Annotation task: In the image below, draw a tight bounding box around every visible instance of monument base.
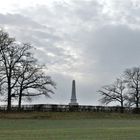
[69,102,79,106]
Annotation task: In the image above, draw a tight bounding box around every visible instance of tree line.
[98,67,140,113]
[0,30,56,111]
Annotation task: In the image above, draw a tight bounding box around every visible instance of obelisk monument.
[69,80,78,105]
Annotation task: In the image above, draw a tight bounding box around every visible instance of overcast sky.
[0,0,140,105]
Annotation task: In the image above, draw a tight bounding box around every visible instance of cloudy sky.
[0,0,140,105]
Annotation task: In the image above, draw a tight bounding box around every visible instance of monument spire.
[69,80,78,105]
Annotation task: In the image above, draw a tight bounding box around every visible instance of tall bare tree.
[124,67,140,109]
[0,37,32,110]
[98,78,128,112]
[0,30,55,111]
[14,55,56,109]
[0,30,19,111]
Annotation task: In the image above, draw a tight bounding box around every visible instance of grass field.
[0,112,140,140]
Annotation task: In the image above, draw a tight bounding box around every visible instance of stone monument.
[69,80,78,105]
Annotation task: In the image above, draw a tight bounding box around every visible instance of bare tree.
[14,56,56,109]
[0,30,14,94]
[124,67,140,109]
[0,38,32,111]
[0,30,19,111]
[98,78,128,113]
[0,30,55,111]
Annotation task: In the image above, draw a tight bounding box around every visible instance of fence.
[0,104,137,113]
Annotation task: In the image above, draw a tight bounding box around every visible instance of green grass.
[0,112,140,140]
[0,119,140,140]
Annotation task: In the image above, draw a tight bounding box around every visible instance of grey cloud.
[91,25,140,67]
[71,0,103,21]
[75,25,140,86]
[0,13,45,29]
[0,13,71,66]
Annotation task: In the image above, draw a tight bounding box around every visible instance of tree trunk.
[7,70,12,111]
[134,94,139,113]
[18,87,23,110]
[136,90,139,109]
[7,86,11,111]
[18,94,22,110]
[120,101,124,113]
[136,97,139,108]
